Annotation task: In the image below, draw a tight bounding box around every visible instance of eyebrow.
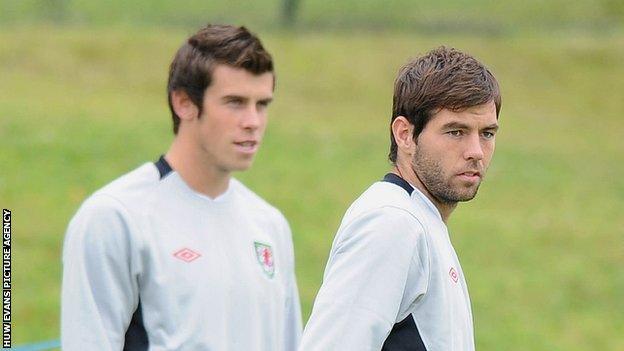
[221,95,273,104]
[222,95,247,102]
[483,123,499,131]
[442,121,499,131]
[441,121,470,130]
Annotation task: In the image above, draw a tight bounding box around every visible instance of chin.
[457,189,480,202]
[230,161,254,172]
[439,185,480,203]
[457,194,477,202]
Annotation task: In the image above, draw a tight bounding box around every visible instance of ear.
[171,90,199,122]
[392,116,416,156]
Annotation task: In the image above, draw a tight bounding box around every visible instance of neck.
[165,136,230,199]
[394,160,456,223]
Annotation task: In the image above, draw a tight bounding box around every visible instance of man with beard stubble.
[299,47,501,351]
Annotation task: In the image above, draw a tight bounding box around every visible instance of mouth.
[457,170,482,182]
[233,140,259,154]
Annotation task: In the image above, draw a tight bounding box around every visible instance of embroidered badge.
[173,248,201,262]
[254,241,275,278]
[449,267,459,283]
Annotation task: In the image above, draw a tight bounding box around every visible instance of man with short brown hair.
[300,47,501,351]
[61,24,302,351]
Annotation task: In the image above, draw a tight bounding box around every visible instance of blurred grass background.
[1,0,623,350]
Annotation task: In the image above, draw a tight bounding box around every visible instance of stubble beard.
[411,147,482,204]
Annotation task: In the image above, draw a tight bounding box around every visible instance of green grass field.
[1,20,623,350]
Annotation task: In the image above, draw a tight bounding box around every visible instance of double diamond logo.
[173,248,201,262]
[449,267,459,283]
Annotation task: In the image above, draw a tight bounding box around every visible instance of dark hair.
[167,24,274,134]
[389,46,501,163]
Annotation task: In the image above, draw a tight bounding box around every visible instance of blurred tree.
[281,0,300,27]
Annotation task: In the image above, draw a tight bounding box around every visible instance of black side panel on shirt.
[382,314,427,351]
[155,155,173,179]
[123,301,149,351]
[383,173,414,195]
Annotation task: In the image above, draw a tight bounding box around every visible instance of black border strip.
[154,155,173,179]
[383,173,414,195]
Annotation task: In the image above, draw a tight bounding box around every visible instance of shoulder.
[338,205,425,246]
[332,182,430,253]
[351,182,419,212]
[64,163,162,260]
[66,162,160,237]
[342,181,427,232]
[92,162,162,207]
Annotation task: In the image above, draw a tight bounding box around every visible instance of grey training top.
[62,157,302,351]
[300,174,474,351]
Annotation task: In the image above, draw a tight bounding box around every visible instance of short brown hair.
[167,24,274,134]
[389,46,501,163]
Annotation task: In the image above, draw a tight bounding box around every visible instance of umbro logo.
[173,248,201,262]
[449,267,459,283]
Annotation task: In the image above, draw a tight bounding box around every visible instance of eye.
[257,100,271,110]
[226,98,244,107]
[447,130,463,137]
[482,131,496,139]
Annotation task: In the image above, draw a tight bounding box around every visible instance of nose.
[241,107,262,131]
[464,134,484,161]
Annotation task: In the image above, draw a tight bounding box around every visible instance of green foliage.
[1,25,623,350]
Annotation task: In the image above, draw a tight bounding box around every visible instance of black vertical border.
[2,209,11,349]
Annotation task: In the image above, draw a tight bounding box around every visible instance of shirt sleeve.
[278,213,303,351]
[61,194,141,351]
[299,206,428,351]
